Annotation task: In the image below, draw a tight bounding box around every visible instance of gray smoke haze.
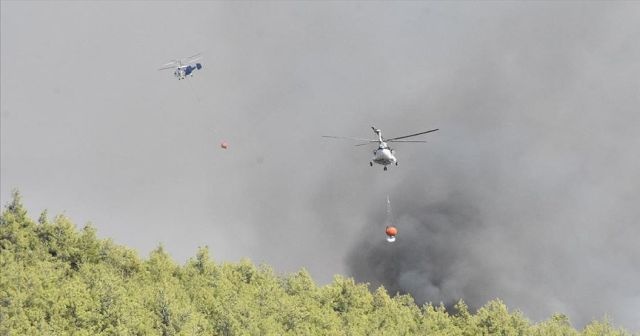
[345,3,640,328]
[2,1,639,330]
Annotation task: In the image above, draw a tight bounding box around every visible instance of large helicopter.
[158,53,203,80]
[322,126,439,170]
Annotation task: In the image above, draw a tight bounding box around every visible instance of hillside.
[0,193,632,336]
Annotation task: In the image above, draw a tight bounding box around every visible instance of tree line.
[0,192,633,335]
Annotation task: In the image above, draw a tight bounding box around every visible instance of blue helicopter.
[158,53,203,80]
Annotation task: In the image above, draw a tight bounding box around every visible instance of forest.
[0,192,634,336]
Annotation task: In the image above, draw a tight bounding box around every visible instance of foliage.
[0,193,635,335]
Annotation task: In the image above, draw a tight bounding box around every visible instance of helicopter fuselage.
[372,144,397,166]
[173,63,203,80]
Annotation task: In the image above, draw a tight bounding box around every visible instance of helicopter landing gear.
[384,166,388,171]
[370,162,373,167]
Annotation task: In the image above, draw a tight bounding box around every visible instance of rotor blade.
[387,140,429,143]
[355,142,378,146]
[182,53,203,63]
[322,135,377,142]
[158,61,178,70]
[159,54,202,69]
[386,128,439,141]
[184,57,203,64]
[184,53,202,59]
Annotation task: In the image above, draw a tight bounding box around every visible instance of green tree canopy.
[0,193,635,336]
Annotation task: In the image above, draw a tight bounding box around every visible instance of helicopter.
[322,126,439,171]
[158,53,203,80]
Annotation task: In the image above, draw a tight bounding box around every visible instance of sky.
[2,1,639,330]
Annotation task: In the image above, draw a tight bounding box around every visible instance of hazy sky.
[2,1,639,330]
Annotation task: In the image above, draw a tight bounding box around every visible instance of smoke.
[345,3,640,329]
